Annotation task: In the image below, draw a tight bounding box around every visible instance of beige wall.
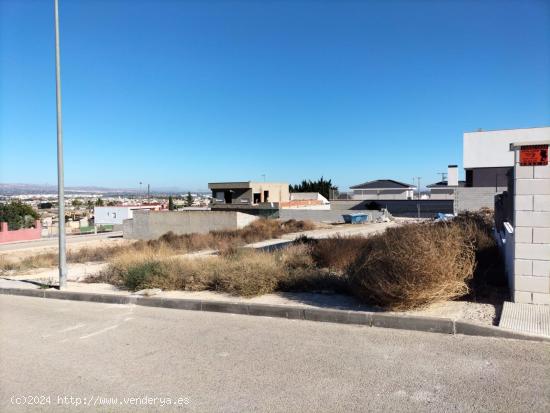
[249,183,289,203]
[209,182,289,204]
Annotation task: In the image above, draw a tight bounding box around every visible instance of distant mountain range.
[0,183,207,196]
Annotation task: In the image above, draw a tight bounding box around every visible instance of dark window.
[253,193,261,203]
[263,190,269,202]
[224,190,232,204]
[465,170,473,187]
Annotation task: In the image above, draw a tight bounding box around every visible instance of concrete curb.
[1,287,549,343]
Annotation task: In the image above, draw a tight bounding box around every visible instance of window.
[466,170,473,187]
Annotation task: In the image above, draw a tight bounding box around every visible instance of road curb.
[372,313,454,334]
[1,287,549,342]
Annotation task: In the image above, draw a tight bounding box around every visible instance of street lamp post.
[54,0,67,289]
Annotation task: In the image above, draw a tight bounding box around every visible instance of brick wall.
[512,148,550,305]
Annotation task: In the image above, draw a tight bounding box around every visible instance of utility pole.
[147,184,150,201]
[437,172,447,182]
[54,0,67,289]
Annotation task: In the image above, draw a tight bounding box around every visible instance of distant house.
[427,165,465,200]
[94,204,162,225]
[208,181,330,216]
[349,179,415,200]
[208,182,290,206]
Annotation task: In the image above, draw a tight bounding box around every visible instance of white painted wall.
[94,206,159,225]
[447,165,458,186]
[463,127,550,169]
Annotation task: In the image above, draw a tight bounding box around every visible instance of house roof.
[350,179,414,189]
[427,180,467,188]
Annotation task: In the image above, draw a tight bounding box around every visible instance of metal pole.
[54,0,67,289]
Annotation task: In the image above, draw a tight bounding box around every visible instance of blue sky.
[1,0,549,191]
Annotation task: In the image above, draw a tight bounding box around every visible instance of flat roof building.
[463,126,550,187]
[208,181,289,206]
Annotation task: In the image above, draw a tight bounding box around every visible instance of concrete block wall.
[124,210,258,240]
[512,150,550,305]
[454,186,508,212]
[280,209,384,223]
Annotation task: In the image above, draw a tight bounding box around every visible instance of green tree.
[185,192,193,207]
[168,195,175,211]
[0,200,40,230]
[71,199,82,208]
[86,200,94,210]
[107,201,118,206]
[95,198,104,207]
[290,177,338,200]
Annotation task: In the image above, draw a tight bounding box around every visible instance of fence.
[0,220,42,243]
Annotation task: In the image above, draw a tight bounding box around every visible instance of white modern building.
[428,126,550,211]
[94,205,162,225]
[463,126,550,188]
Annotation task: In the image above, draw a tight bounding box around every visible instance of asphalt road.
[1,295,549,413]
[0,231,123,253]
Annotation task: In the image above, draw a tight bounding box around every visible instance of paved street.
[1,295,549,412]
[0,231,123,253]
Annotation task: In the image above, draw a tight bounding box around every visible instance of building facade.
[350,180,415,200]
[464,127,550,188]
[208,182,290,206]
[429,127,550,211]
[94,205,162,225]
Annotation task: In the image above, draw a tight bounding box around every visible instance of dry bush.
[277,244,348,293]
[452,210,506,299]
[212,250,285,296]
[348,222,476,310]
[299,236,372,273]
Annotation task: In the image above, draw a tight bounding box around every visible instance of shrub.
[298,236,371,273]
[348,222,475,310]
[0,200,39,230]
[453,210,506,299]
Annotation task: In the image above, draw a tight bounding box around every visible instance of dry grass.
[0,252,58,274]
[295,235,371,273]
[0,219,315,273]
[87,244,344,296]
[89,213,491,311]
[348,222,476,310]
[18,212,498,312]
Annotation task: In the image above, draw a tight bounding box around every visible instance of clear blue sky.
[1,0,549,191]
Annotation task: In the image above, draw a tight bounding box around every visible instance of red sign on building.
[519,145,548,166]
